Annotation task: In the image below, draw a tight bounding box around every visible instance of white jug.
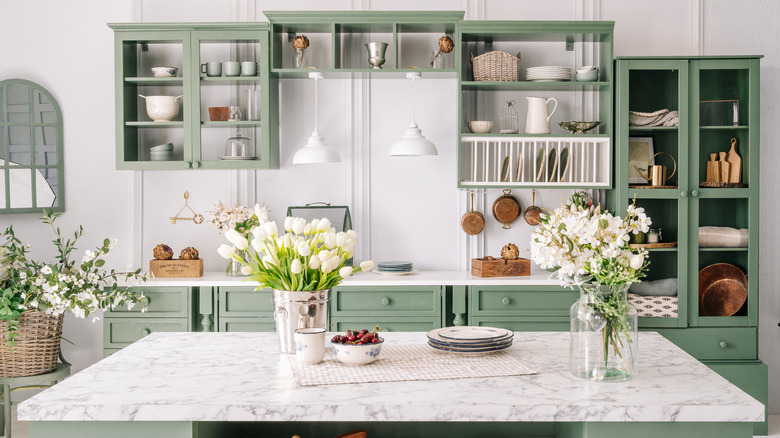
[525,96,558,134]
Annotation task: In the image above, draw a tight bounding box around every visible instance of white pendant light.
[389,72,438,156]
[293,72,340,164]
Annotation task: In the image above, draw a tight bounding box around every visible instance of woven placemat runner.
[289,344,537,386]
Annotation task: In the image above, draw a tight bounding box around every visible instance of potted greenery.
[0,210,147,377]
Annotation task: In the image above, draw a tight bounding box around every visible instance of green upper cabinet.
[265,11,463,77]
[109,23,278,170]
[612,56,761,329]
[456,21,614,189]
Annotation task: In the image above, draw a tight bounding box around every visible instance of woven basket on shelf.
[0,309,64,377]
[471,51,522,81]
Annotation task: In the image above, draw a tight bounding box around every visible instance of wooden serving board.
[471,257,530,277]
[699,181,748,188]
[150,259,204,277]
[629,241,677,249]
[629,185,678,189]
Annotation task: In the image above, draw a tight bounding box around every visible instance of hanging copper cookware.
[523,189,542,225]
[492,189,521,229]
[461,192,485,235]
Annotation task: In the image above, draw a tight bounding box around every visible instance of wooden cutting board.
[706,153,720,182]
[727,138,742,183]
[718,151,730,183]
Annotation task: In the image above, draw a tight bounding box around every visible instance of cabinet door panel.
[104,318,189,347]
[469,317,569,332]
[332,287,441,316]
[218,287,273,317]
[471,286,577,316]
[108,287,190,317]
[657,327,756,360]
[330,318,439,333]
[219,317,276,333]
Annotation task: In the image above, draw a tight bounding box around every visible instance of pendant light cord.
[313,75,319,133]
[410,74,416,124]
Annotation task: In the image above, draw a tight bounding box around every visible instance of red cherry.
[361,329,369,334]
[371,338,379,343]
[347,334,356,342]
[331,335,339,342]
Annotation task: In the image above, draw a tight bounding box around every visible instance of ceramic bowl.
[575,71,599,82]
[139,95,182,122]
[150,142,174,152]
[331,339,384,365]
[559,120,600,134]
[151,66,179,77]
[468,121,494,134]
[576,65,598,74]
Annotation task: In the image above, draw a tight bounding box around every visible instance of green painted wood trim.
[30,421,196,438]
[706,360,768,435]
[109,23,269,31]
[616,55,762,60]
[583,422,751,438]
[264,11,464,24]
[458,20,614,35]
[452,285,467,326]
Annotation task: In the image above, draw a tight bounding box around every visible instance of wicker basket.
[471,51,522,81]
[0,309,64,377]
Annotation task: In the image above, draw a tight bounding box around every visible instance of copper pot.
[523,189,542,225]
[698,263,747,316]
[492,189,520,229]
[461,192,484,235]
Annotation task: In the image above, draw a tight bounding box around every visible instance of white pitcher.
[525,96,558,134]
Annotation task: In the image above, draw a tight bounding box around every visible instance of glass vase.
[225,250,247,276]
[293,48,308,69]
[570,282,638,381]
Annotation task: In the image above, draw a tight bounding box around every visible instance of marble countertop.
[19,331,763,423]
[141,270,560,287]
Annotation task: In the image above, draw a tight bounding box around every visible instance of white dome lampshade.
[292,72,340,164]
[389,72,438,156]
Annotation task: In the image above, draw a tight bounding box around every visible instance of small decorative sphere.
[153,244,174,260]
[438,36,454,53]
[293,35,310,49]
[180,247,199,260]
[501,243,520,260]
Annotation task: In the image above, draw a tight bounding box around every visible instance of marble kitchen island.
[19,332,763,438]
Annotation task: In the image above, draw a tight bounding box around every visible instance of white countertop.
[142,269,560,287]
[18,331,763,423]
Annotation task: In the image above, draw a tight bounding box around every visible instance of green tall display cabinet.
[612,56,765,434]
[109,23,279,170]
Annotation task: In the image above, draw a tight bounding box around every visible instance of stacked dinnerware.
[526,66,572,81]
[149,143,174,161]
[375,261,414,274]
[426,326,514,354]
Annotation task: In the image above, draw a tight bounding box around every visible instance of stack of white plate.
[526,66,571,82]
[426,326,514,354]
[374,261,415,275]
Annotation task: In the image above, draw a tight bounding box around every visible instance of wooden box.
[471,257,530,277]
[150,259,203,278]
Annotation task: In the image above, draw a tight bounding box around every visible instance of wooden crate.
[150,259,203,278]
[471,257,530,277]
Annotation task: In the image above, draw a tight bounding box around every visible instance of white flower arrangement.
[218,216,373,291]
[208,201,269,235]
[530,191,652,287]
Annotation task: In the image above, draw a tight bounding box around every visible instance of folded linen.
[629,109,680,127]
[628,278,678,297]
[699,226,748,247]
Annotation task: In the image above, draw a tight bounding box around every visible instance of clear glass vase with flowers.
[208,201,269,275]
[530,191,652,381]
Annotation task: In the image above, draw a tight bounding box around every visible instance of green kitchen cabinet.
[467,285,577,331]
[613,56,764,434]
[109,23,278,170]
[265,11,463,77]
[103,286,196,350]
[456,21,614,189]
[215,286,275,332]
[329,286,444,332]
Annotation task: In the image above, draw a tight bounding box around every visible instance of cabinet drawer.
[104,318,189,348]
[470,316,570,332]
[219,317,276,333]
[107,286,190,317]
[332,286,441,316]
[330,318,440,333]
[218,287,273,317]
[471,286,577,316]
[657,327,757,360]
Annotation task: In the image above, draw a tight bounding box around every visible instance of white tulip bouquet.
[218,217,373,291]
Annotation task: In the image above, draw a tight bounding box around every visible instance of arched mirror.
[0,78,64,213]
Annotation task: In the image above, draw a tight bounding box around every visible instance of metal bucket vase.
[273,289,329,354]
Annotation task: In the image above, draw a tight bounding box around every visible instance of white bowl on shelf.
[139,95,182,122]
[151,66,179,77]
[468,121,494,134]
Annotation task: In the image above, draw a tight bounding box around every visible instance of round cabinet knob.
[502,297,511,305]
[691,190,700,198]
[183,162,192,169]
[680,191,688,198]
[719,341,728,348]
[192,161,201,169]
[381,297,390,306]
[141,329,151,336]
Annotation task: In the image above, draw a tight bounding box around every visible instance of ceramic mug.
[201,61,222,77]
[294,328,326,365]
[241,61,258,76]
[224,61,241,77]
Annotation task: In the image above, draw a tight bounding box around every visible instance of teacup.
[224,61,240,77]
[294,328,326,365]
[241,61,258,76]
[201,61,222,77]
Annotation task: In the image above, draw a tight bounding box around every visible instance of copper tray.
[698,263,747,316]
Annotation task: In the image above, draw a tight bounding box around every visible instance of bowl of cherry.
[330,327,384,366]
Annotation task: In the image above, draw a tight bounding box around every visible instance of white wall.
[1,0,778,412]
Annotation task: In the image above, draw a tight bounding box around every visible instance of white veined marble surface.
[18,331,763,423]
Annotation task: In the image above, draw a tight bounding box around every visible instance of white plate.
[437,326,509,341]
[372,269,417,276]
[427,341,512,354]
[427,336,513,349]
[219,156,258,160]
[426,328,513,346]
